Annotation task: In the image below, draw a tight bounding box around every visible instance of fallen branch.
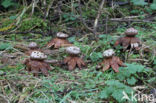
[14,44,29,51]
[0,30,47,35]
[93,0,105,32]
[44,60,61,64]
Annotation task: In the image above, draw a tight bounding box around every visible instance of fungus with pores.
[23,51,52,76]
[99,49,126,72]
[46,32,72,49]
[63,46,85,70]
[114,28,141,50]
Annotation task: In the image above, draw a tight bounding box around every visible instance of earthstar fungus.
[114,28,141,50]
[99,49,126,72]
[64,46,85,70]
[26,42,41,55]
[23,51,52,76]
[47,32,72,49]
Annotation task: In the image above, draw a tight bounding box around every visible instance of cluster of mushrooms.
[23,28,142,76]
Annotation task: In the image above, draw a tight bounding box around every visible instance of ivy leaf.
[127,77,137,85]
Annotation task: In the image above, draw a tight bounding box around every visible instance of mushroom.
[114,28,141,51]
[99,49,126,72]
[25,42,41,55]
[23,51,52,76]
[46,32,72,49]
[63,46,85,70]
[28,42,38,49]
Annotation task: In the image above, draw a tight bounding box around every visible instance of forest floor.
[0,1,156,103]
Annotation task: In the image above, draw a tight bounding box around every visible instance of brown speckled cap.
[125,28,138,36]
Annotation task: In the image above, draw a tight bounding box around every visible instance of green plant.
[150,0,156,10]
[0,43,12,51]
[1,0,17,8]
[130,0,156,10]
[90,52,103,62]
[130,0,148,6]
[99,63,153,102]
[99,80,133,102]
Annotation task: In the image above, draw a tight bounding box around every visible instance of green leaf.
[0,43,12,50]
[127,77,137,85]
[150,4,156,10]
[99,34,112,41]
[99,87,115,99]
[112,89,125,102]
[68,36,76,43]
[125,63,145,74]
[105,80,126,88]
[9,16,17,20]
[131,0,148,6]
[99,87,110,99]
[1,0,16,8]
[147,77,156,83]
[90,52,103,62]
[150,0,156,10]
[154,58,156,65]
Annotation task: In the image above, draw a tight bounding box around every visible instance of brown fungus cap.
[66,46,81,55]
[103,49,115,57]
[30,51,47,60]
[56,32,69,38]
[28,42,38,49]
[125,28,138,36]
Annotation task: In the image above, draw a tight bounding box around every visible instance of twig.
[105,15,108,34]
[93,0,105,32]
[128,59,149,62]
[45,0,54,18]
[44,60,61,64]
[14,44,29,51]
[108,18,153,22]
[78,0,95,34]
[0,30,46,35]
